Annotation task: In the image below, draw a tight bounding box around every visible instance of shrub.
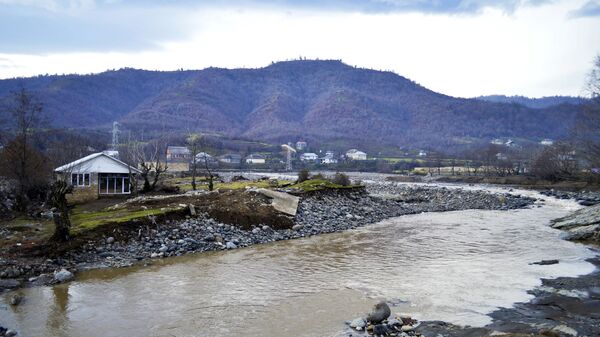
[297,169,310,183]
[331,172,351,186]
[311,173,325,180]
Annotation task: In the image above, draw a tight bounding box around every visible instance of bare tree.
[128,137,168,193]
[187,133,201,191]
[530,142,578,181]
[1,88,45,211]
[574,55,600,170]
[202,154,215,191]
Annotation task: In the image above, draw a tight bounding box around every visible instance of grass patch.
[70,206,179,231]
[288,179,357,192]
[165,178,292,191]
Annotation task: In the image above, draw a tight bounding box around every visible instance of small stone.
[159,245,168,253]
[401,325,414,332]
[252,228,260,234]
[552,325,578,336]
[106,237,115,244]
[531,259,559,266]
[53,269,74,283]
[226,242,237,249]
[9,295,23,306]
[177,239,185,244]
[292,224,303,231]
[150,253,158,258]
[6,329,18,337]
[262,225,270,231]
[350,317,367,329]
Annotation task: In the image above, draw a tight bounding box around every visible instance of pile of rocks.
[0,326,17,337]
[346,302,422,337]
[551,203,600,242]
[367,183,536,210]
[540,189,600,206]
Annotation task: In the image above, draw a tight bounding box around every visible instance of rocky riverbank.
[551,203,600,243]
[0,184,536,294]
[540,189,600,206]
[345,257,600,337]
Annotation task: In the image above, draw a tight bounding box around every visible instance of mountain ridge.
[0,60,583,151]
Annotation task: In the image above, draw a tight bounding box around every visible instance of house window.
[98,173,132,195]
[71,173,90,187]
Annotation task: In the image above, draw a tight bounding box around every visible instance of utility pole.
[281,143,296,171]
[112,121,120,150]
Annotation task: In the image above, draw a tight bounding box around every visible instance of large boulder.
[552,204,600,242]
[367,301,391,324]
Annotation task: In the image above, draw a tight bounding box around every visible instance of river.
[1,184,597,337]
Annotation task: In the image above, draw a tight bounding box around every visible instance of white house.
[418,150,427,157]
[496,152,508,161]
[54,152,141,202]
[491,139,504,145]
[194,152,213,162]
[296,141,307,151]
[218,153,242,164]
[346,149,367,160]
[166,146,191,172]
[321,151,338,164]
[300,152,318,162]
[245,154,266,164]
[540,139,554,146]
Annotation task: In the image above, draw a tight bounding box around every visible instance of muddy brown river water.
[1,186,597,337]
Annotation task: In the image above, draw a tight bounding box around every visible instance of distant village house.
[245,154,266,164]
[166,146,191,172]
[296,141,307,151]
[346,149,367,161]
[300,152,318,162]
[218,153,242,164]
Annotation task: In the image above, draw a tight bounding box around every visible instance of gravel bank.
[0,184,536,294]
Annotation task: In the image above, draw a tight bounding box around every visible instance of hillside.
[0,60,583,151]
[476,95,586,109]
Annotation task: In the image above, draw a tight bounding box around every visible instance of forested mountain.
[0,60,583,151]
[476,95,586,109]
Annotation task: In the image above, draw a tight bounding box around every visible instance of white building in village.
[54,152,141,202]
[300,152,318,162]
[346,149,367,160]
[245,154,266,164]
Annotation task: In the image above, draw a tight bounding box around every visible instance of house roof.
[346,149,366,155]
[247,154,266,159]
[55,152,142,174]
[167,146,190,154]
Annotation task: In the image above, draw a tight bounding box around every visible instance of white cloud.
[0,0,599,98]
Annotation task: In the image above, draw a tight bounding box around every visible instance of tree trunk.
[51,209,71,242]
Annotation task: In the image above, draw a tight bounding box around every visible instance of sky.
[0,0,599,98]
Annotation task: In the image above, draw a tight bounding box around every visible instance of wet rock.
[367,301,391,324]
[5,329,18,337]
[292,224,304,231]
[531,259,559,265]
[9,295,22,306]
[552,325,578,336]
[106,237,115,244]
[0,279,21,290]
[53,269,74,283]
[349,317,367,329]
[225,242,237,249]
